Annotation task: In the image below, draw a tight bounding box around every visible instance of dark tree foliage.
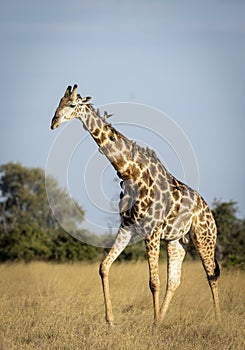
[0,163,102,262]
[0,162,85,233]
[212,200,245,269]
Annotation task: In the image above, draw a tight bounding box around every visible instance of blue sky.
[0,0,245,232]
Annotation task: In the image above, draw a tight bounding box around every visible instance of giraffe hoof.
[106,321,116,333]
[152,321,160,335]
[106,320,115,328]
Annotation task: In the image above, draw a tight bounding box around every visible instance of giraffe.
[50,84,221,326]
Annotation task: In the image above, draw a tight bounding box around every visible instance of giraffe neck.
[78,106,135,179]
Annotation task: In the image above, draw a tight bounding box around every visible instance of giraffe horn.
[64,85,72,97]
[71,84,78,99]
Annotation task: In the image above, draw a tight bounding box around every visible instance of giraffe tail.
[207,258,220,282]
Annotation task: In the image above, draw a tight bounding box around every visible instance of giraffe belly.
[159,208,194,241]
[160,217,193,241]
[159,188,198,241]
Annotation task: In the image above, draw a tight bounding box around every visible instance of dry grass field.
[0,261,244,350]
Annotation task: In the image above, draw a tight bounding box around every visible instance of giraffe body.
[51,85,221,326]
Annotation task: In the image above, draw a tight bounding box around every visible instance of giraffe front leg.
[145,233,160,324]
[99,226,132,326]
[158,239,186,323]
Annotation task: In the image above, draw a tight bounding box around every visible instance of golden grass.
[0,261,244,350]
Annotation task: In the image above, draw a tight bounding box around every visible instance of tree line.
[0,163,244,268]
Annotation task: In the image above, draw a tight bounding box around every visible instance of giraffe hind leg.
[190,224,221,321]
[208,258,220,281]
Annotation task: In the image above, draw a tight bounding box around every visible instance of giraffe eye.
[70,104,76,108]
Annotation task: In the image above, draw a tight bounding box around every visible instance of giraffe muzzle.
[51,117,60,130]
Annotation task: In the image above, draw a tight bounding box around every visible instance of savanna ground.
[0,261,244,350]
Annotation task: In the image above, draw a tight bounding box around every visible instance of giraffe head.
[51,84,93,129]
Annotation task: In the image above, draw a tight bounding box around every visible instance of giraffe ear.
[64,85,72,97]
[81,96,93,104]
